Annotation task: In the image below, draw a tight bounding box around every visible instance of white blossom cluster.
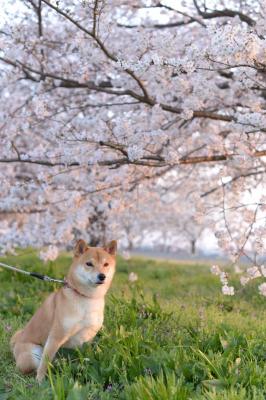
[207,23,263,64]
[211,266,234,296]
[128,272,138,283]
[211,264,266,297]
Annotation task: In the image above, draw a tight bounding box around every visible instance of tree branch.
[118,1,254,29]
[0,56,235,122]
[0,150,265,169]
[201,169,266,197]
[192,0,255,26]
[40,0,151,99]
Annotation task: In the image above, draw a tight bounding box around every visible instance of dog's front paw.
[36,369,46,384]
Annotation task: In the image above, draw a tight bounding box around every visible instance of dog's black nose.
[98,273,106,281]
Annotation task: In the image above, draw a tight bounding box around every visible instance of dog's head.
[67,239,117,296]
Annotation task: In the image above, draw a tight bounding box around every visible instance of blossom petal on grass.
[128,272,138,282]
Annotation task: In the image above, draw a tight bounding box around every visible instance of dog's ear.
[104,240,117,256]
[74,239,88,257]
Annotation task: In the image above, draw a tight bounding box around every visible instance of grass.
[0,251,266,399]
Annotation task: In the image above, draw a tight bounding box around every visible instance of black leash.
[0,261,65,284]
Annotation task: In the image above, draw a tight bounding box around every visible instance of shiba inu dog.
[10,239,117,382]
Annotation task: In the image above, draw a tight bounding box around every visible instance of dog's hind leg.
[10,329,23,351]
[13,342,43,375]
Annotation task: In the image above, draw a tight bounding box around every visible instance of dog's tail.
[10,329,23,351]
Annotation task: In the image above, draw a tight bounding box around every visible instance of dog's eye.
[104,262,109,267]
[86,262,93,267]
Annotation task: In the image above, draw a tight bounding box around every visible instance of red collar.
[63,279,89,298]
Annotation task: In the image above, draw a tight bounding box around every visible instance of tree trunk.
[191,239,196,255]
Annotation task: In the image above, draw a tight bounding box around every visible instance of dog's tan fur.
[10,239,117,382]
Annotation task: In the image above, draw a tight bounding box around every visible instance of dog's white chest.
[63,304,103,330]
[62,296,105,348]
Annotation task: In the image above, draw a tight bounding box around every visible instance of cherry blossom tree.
[116,176,207,254]
[0,0,265,291]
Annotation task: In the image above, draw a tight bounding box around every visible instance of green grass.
[0,251,266,399]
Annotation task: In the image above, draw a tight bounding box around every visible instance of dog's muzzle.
[96,273,106,284]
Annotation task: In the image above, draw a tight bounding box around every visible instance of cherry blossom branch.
[192,0,255,26]
[221,178,234,242]
[118,17,204,29]
[0,208,47,215]
[206,57,266,72]
[201,169,266,197]
[92,0,99,36]
[1,149,265,168]
[40,0,151,100]
[0,56,235,122]
[234,204,260,264]
[37,0,43,37]
[121,1,255,28]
